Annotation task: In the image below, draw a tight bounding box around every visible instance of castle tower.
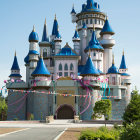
[39,18,51,69]
[28,26,39,84]
[72,26,80,55]
[54,27,62,55]
[84,25,104,71]
[100,18,115,73]
[9,51,22,80]
[71,4,77,23]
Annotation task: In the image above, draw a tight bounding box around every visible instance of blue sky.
[0,0,140,92]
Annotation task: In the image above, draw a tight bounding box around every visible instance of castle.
[6,0,131,120]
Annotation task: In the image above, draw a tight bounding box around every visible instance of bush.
[30,114,34,120]
[120,123,140,140]
[79,127,120,140]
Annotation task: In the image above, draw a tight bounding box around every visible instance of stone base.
[74,115,80,123]
[46,116,54,123]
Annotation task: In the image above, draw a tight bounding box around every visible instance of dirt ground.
[58,128,98,140]
[0,128,24,135]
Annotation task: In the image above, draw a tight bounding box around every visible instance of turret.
[100,17,115,73]
[50,14,59,41]
[28,26,39,84]
[73,26,80,55]
[71,4,77,23]
[84,25,104,72]
[9,51,22,80]
[54,26,62,55]
[80,50,100,80]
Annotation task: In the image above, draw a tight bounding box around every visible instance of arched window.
[43,49,47,58]
[95,19,97,24]
[94,52,96,56]
[59,63,62,71]
[90,19,92,24]
[70,63,74,71]
[64,64,68,71]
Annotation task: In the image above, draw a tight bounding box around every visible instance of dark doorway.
[57,105,74,119]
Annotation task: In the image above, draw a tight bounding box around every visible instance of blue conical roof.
[71,6,76,14]
[55,30,61,39]
[120,53,127,69]
[107,64,119,74]
[80,56,100,76]
[32,57,50,76]
[82,0,100,12]
[11,54,20,70]
[82,23,87,29]
[100,19,115,35]
[42,19,49,42]
[29,26,39,42]
[73,29,80,39]
[52,16,58,36]
[85,29,104,51]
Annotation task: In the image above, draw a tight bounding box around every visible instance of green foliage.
[13,118,19,121]
[41,112,43,120]
[123,90,140,125]
[30,114,34,120]
[0,98,8,121]
[93,99,112,120]
[120,123,140,140]
[79,127,120,140]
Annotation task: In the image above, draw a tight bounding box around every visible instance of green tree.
[123,88,140,125]
[0,98,8,121]
[93,99,112,127]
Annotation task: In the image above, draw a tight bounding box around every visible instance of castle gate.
[56,104,75,119]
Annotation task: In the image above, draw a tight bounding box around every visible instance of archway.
[56,104,75,119]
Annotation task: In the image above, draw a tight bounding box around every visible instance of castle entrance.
[56,104,75,119]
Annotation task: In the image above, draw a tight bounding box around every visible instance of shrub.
[79,127,120,140]
[120,123,140,140]
[30,114,34,120]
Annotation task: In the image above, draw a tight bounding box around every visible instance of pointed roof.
[80,53,100,76]
[71,4,76,14]
[42,18,49,42]
[52,14,58,36]
[100,18,115,35]
[73,27,80,39]
[107,55,119,74]
[29,26,39,42]
[119,51,127,69]
[85,26,104,52]
[82,23,87,29]
[56,43,77,56]
[32,56,50,76]
[11,52,20,70]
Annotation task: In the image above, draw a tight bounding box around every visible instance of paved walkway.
[0,128,65,140]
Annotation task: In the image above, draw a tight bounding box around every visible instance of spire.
[85,26,104,52]
[82,23,87,29]
[33,25,35,32]
[71,4,76,14]
[100,18,115,35]
[119,50,127,69]
[80,54,100,76]
[73,26,80,39]
[11,52,20,70]
[42,18,49,42]
[52,14,59,36]
[112,53,115,64]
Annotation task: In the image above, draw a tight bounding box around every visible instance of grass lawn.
[0,128,25,135]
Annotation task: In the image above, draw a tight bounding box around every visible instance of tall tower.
[100,18,115,73]
[72,26,80,55]
[28,26,39,84]
[9,51,22,80]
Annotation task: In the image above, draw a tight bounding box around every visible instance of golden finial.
[93,24,95,31]
[55,14,57,20]
[106,15,108,20]
[89,48,91,57]
[73,3,74,9]
[123,49,124,55]
[76,25,78,31]
[33,25,35,32]
[112,54,115,64]
[57,25,59,31]
[45,17,46,25]
[15,50,16,56]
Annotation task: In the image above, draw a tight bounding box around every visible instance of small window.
[101,53,102,57]
[95,19,97,24]
[94,52,96,56]
[70,63,74,71]
[59,64,62,71]
[86,19,88,24]
[64,64,68,71]
[112,77,115,85]
[64,72,68,77]
[70,72,74,77]
[59,72,62,76]
[43,49,47,58]
[90,19,92,24]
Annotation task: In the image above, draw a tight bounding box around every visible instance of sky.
[0,0,140,92]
